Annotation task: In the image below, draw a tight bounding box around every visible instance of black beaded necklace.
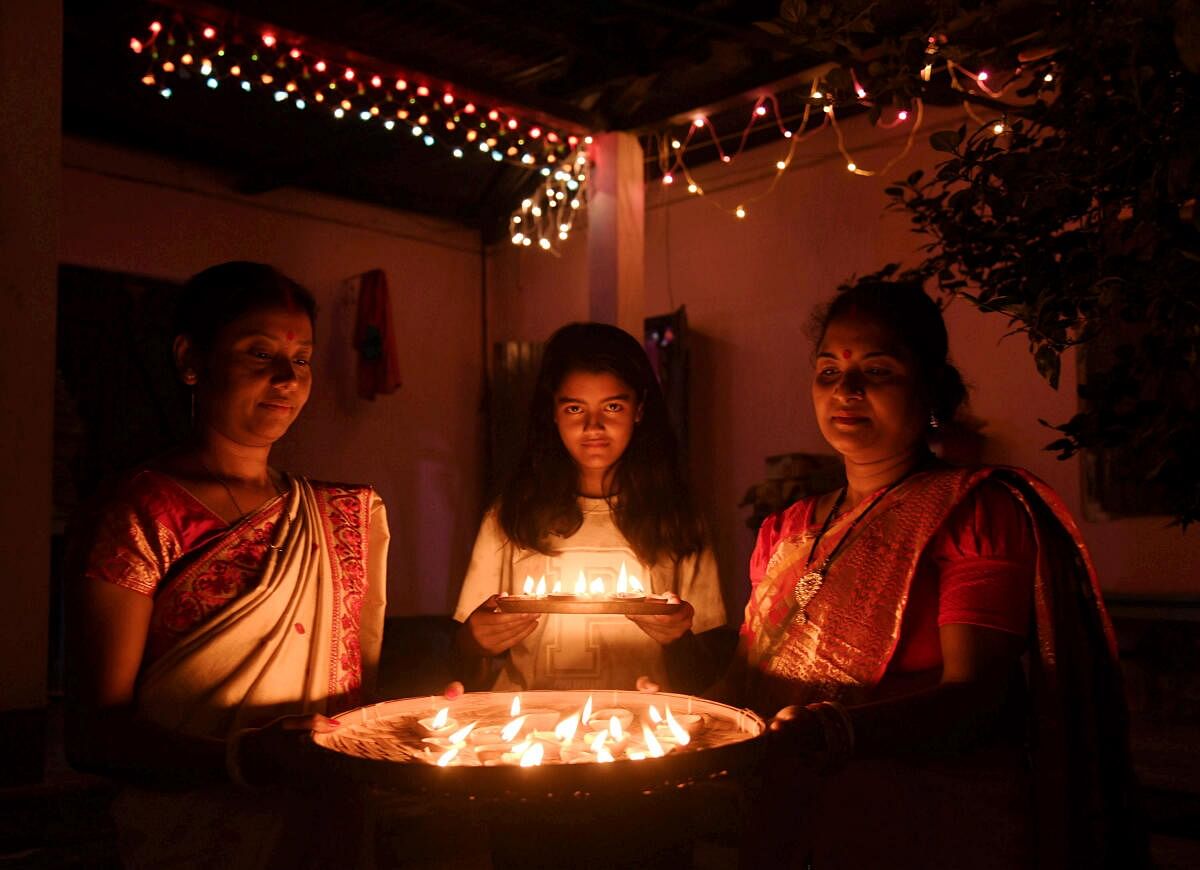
[793,463,924,623]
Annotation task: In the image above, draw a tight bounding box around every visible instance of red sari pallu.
[742,465,1144,868]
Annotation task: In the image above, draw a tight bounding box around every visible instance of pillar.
[586,132,645,335]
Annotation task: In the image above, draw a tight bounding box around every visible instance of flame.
[437,745,460,767]
[551,580,562,594]
[630,574,645,594]
[590,578,605,595]
[617,561,628,593]
[510,737,532,755]
[522,576,535,595]
[575,571,587,595]
[554,713,580,742]
[596,746,615,763]
[500,715,527,743]
[627,750,646,761]
[665,707,691,746]
[590,731,609,754]
[510,695,521,717]
[642,724,665,758]
[609,715,624,741]
[448,721,477,744]
[431,707,449,729]
[582,695,593,724]
[648,705,663,724]
[535,576,547,597]
[519,743,545,767]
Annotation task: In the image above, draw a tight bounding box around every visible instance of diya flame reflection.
[428,694,695,768]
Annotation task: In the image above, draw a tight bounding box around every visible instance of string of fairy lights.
[129,14,583,171]
[129,13,1041,254]
[508,148,592,251]
[647,37,1037,225]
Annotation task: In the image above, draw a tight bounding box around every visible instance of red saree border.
[311,483,373,709]
[146,495,285,664]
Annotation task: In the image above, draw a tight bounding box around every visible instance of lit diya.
[309,690,765,797]
[495,562,682,615]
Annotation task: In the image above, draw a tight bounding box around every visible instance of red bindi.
[841,349,852,359]
[286,330,295,341]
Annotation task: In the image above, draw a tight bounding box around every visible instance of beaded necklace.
[793,465,922,623]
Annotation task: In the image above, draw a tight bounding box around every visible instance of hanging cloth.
[352,268,403,399]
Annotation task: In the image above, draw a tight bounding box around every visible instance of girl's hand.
[459,595,540,657]
[635,675,660,693]
[626,595,694,645]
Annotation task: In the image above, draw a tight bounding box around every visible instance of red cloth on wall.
[353,269,402,399]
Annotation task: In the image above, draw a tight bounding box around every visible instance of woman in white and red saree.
[730,281,1144,869]
[67,263,387,869]
[81,468,386,739]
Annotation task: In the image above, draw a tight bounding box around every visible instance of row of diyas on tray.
[418,693,703,767]
[504,561,657,602]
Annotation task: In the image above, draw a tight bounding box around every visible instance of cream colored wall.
[487,106,1200,615]
[486,236,589,343]
[61,138,485,614]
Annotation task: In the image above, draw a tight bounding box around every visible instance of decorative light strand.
[645,44,1050,223]
[829,98,926,177]
[508,145,592,253]
[660,98,832,220]
[130,13,582,171]
[944,59,1023,128]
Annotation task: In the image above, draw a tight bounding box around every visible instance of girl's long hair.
[497,322,705,565]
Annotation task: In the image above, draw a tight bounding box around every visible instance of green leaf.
[930,130,961,153]
[755,20,789,36]
[1035,345,1062,389]
[778,0,807,24]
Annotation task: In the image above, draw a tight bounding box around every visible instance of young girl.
[453,322,725,692]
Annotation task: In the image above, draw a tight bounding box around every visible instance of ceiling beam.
[617,53,832,131]
[613,0,799,55]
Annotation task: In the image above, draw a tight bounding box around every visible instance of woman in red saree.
[66,262,388,868]
[730,282,1144,868]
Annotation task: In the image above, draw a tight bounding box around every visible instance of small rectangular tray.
[495,597,682,615]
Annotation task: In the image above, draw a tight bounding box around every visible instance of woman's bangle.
[804,700,856,769]
[224,727,258,790]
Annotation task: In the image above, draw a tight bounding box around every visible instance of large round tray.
[305,690,765,800]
